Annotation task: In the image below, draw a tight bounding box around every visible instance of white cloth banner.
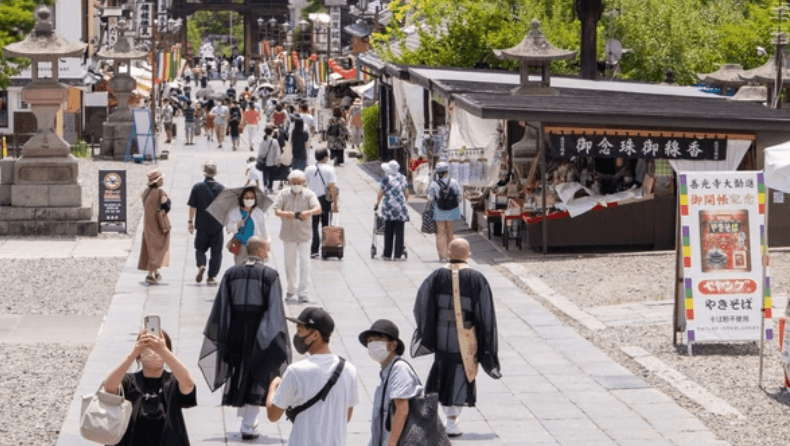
[447,107,501,187]
[391,78,424,138]
[678,170,770,343]
[764,140,790,193]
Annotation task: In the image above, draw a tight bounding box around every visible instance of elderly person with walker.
[374,160,409,260]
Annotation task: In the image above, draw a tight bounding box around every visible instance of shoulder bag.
[227,209,253,255]
[381,358,451,446]
[256,139,273,171]
[285,357,346,423]
[144,188,171,233]
[79,383,133,445]
[420,200,436,234]
[315,165,339,202]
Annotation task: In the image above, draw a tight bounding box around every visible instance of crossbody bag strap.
[451,264,478,383]
[285,357,346,422]
[379,357,422,433]
[316,164,326,187]
[235,208,254,238]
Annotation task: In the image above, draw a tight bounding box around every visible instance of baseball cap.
[286,307,335,338]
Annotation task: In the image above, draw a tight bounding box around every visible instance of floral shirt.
[380,174,410,222]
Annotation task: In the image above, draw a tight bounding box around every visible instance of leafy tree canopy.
[187,10,244,60]
[373,0,785,85]
[0,0,47,89]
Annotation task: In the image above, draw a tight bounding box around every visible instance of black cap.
[358,319,405,356]
[287,307,334,338]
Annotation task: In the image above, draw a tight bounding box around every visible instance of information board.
[98,170,127,233]
[679,171,771,344]
[127,108,156,162]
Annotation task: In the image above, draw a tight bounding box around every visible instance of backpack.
[327,120,342,137]
[434,179,458,211]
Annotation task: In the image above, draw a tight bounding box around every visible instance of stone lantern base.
[0,157,97,236]
[100,121,134,160]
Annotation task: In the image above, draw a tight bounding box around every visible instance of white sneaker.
[446,416,462,437]
[240,420,259,440]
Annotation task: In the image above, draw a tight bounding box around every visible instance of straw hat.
[353,97,362,105]
[147,169,164,185]
[203,160,217,177]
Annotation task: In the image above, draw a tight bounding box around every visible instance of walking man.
[273,170,321,303]
[210,99,229,149]
[304,149,338,258]
[411,238,501,437]
[162,98,174,143]
[184,101,196,145]
[266,307,359,446]
[198,236,292,440]
[187,160,225,285]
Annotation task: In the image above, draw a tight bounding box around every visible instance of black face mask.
[293,330,315,355]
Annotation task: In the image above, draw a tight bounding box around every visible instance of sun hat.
[353,97,362,105]
[387,160,400,174]
[358,319,405,356]
[381,162,393,176]
[147,169,164,185]
[286,307,335,339]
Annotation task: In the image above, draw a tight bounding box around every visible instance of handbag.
[79,383,133,445]
[256,140,272,171]
[227,208,253,255]
[381,358,451,446]
[421,200,436,234]
[451,264,479,383]
[315,165,339,202]
[145,188,171,233]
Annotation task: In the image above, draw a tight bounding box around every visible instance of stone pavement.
[54,109,729,445]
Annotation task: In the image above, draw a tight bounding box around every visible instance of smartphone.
[144,315,161,337]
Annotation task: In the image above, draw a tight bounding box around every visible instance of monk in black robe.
[198,236,291,439]
[412,238,501,437]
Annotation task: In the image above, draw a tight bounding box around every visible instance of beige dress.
[138,186,171,271]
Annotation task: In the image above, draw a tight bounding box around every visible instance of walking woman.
[289,116,309,171]
[427,162,462,262]
[138,169,171,284]
[257,126,281,194]
[326,107,350,166]
[103,329,196,446]
[374,160,409,260]
[226,186,269,264]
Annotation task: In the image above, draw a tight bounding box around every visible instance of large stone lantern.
[97,19,147,160]
[0,5,96,235]
[493,19,576,96]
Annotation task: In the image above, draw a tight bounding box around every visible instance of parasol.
[207,186,273,226]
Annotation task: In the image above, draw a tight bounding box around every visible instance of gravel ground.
[0,344,91,446]
[503,250,790,446]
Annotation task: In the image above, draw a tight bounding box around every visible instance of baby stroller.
[370,209,408,260]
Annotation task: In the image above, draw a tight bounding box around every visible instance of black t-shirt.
[187,178,225,233]
[133,376,166,445]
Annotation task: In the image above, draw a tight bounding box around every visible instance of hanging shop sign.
[546,127,727,160]
[678,171,771,344]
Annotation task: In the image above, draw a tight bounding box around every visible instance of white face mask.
[243,198,255,208]
[290,184,303,194]
[367,340,390,363]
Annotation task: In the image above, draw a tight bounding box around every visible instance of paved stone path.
[53,103,729,445]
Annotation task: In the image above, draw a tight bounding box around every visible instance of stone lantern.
[97,19,148,160]
[493,19,576,96]
[0,5,96,235]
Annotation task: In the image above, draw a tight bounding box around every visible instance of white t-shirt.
[247,161,262,181]
[211,105,228,125]
[305,163,336,198]
[272,354,359,446]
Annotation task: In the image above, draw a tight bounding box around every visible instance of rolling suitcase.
[321,213,344,260]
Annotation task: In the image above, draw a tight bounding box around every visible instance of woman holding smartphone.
[103,328,196,446]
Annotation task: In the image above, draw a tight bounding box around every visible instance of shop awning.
[350,80,375,99]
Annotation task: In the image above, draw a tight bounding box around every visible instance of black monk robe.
[411,262,501,407]
[198,257,291,406]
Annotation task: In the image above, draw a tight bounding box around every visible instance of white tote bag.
[80,383,133,444]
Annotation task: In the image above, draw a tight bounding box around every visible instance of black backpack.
[434,179,458,211]
[327,120,342,137]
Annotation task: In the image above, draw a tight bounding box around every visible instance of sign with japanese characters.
[678,171,771,343]
[549,133,726,160]
[98,170,127,232]
[329,6,342,56]
[136,2,153,39]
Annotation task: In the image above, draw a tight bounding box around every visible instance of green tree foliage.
[302,0,327,15]
[0,0,41,88]
[362,103,380,161]
[187,11,244,59]
[373,0,783,85]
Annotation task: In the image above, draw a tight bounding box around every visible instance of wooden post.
[575,0,603,80]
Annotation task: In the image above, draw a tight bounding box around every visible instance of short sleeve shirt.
[211,105,228,125]
[305,163,336,197]
[244,109,260,125]
[273,187,320,242]
[187,178,225,232]
[369,358,423,446]
[379,174,409,222]
[272,354,359,446]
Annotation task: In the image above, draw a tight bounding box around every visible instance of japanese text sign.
[549,133,726,160]
[678,171,771,343]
